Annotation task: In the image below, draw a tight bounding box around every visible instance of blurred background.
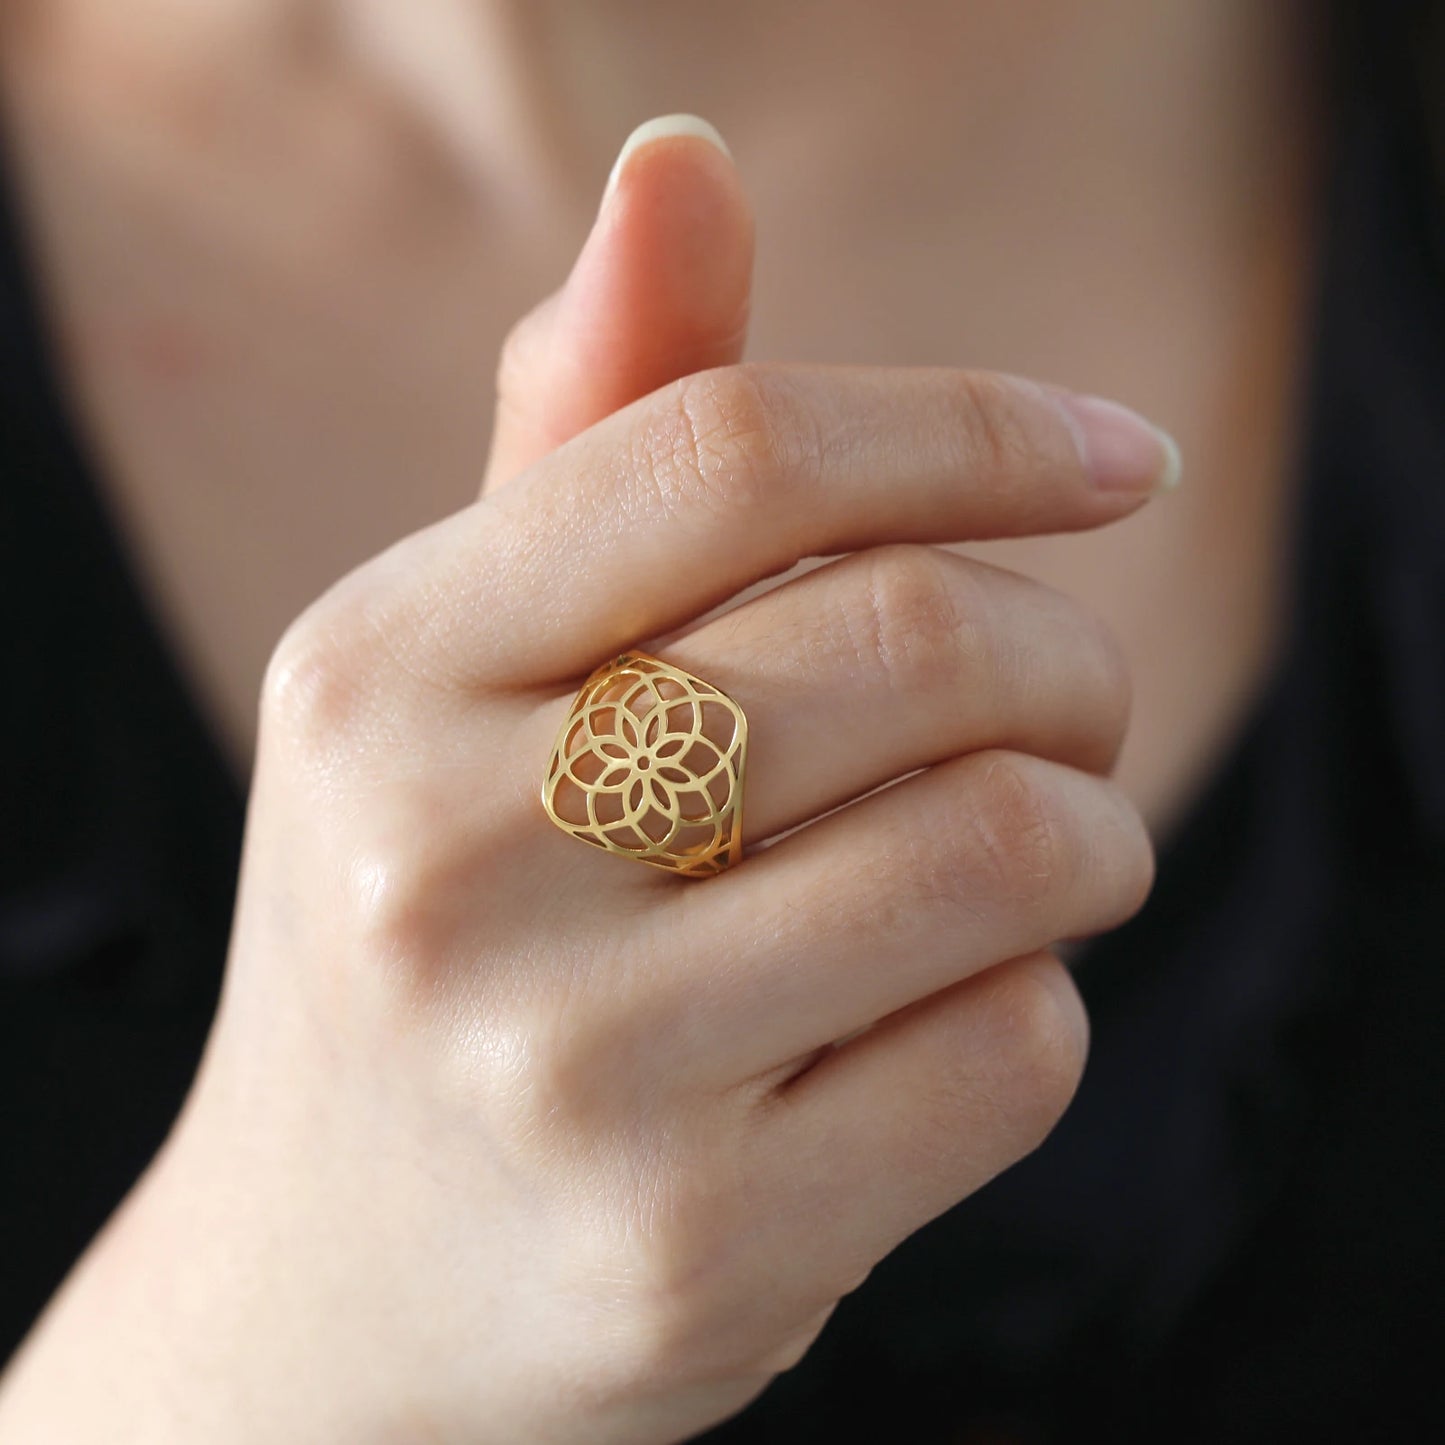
[2,4,1443,1442]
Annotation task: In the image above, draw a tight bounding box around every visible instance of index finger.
[383,362,1179,690]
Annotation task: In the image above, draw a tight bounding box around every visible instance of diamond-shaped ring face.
[541,652,747,876]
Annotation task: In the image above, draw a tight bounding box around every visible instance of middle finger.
[544,540,1131,849]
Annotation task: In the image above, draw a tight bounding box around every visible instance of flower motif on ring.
[541,653,747,875]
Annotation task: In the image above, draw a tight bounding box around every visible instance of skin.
[0,0,1316,831]
[0,2,1318,1439]
[0,320,1163,1445]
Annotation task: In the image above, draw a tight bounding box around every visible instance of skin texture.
[0,130,1165,1444]
[0,1,1320,1438]
[0,0,1315,836]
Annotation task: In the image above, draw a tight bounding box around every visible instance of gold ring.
[541,650,748,877]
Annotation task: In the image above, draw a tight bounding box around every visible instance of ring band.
[541,651,748,877]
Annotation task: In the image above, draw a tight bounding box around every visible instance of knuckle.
[952,370,1035,480]
[261,798,474,1046]
[635,364,812,522]
[846,546,984,696]
[990,958,1090,1147]
[961,751,1070,910]
[887,969,1084,1184]
[497,1011,613,1143]
[1095,783,1158,923]
[485,981,663,1154]
[260,604,376,756]
[334,783,518,998]
[340,820,452,973]
[260,578,456,769]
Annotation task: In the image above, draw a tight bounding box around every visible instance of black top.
[3,45,1444,1445]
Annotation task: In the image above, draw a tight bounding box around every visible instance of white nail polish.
[602,113,733,207]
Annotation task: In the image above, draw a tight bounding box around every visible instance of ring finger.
[531,540,1130,856]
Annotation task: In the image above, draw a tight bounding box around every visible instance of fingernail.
[601,113,733,211]
[1050,392,1182,495]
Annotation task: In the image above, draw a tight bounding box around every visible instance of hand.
[0,121,1167,1444]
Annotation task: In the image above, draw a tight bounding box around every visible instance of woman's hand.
[0,125,1170,1445]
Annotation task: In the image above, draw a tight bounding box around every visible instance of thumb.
[480,114,754,495]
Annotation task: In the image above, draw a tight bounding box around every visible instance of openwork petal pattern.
[541,651,748,876]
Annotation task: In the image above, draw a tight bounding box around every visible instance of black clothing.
[0,138,244,1351]
[3,44,1444,1445]
[703,74,1445,1443]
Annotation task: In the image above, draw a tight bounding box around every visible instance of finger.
[662,749,1152,1080]
[377,363,1178,692]
[649,542,1132,844]
[481,115,753,494]
[751,951,1087,1291]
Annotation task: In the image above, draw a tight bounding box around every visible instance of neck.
[512,2,1320,260]
[416,3,1321,400]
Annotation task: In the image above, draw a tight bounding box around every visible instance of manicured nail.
[1050,392,1182,494]
[601,113,733,210]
